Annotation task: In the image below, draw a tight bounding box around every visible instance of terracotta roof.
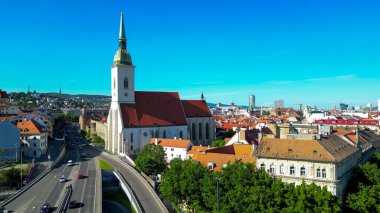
[181,100,212,117]
[188,144,256,172]
[120,91,187,127]
[257,136,359,162]
[150,138,191,149]
[17,120,43,135]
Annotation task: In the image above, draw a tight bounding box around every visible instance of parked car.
[40,203,50,213]
[59,175,66,183]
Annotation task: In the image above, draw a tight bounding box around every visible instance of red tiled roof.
[120,91,187,127]
[181,100,212,117]
[17,120,43,135]
[150,138,191,148]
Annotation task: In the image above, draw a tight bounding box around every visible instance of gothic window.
[155,130,159,138]
[192,123,196,140]
[163,130,166,138]
[124,77,128,89]
[205,123,209,139]
[151,130,154,138]
[300,167,306,176]
[130,133,133,143]
[179,131,183,139]
[199,123,202,139]
[113,78,116,89]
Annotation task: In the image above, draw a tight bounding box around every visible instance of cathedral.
[105,13,215,158]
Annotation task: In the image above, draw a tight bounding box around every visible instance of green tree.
[211,139,225,147]
[135,144,166,176]
[346,184,380,212]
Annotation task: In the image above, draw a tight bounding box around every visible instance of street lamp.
[215,177,222,211]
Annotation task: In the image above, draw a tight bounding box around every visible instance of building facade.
[256,136,361,196]
[17,120,48,158]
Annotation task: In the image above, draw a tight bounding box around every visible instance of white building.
[0,120,20,161]
[0,104,22,115]
[17,120,48,158]
[256,136,361,196]
[105,13,214,159]
[150,138,191,162]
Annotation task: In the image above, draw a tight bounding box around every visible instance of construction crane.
[293,103,303,112]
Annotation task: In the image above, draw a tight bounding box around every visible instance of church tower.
[111,12,135,103]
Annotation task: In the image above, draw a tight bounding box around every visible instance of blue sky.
[0,0,379,109]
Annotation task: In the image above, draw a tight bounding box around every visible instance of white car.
[59,175,66,183]
[67,160,73,166]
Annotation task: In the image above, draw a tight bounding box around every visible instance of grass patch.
[98,159,113,171]
[103,190,136,213]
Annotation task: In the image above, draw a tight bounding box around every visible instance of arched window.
[124,77,128,89]
[130,133,133,143]
[155,130,159,138]
[179,131,183,139]
[113,79,116,89]
[151,130,154,138]
[205,123,209,139]
[163,130,166,138]
[191,123,196,140]
[260,163,265,170]
[199,123,202,139]
[300,166,306,176]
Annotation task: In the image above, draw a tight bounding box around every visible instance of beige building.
[256,136,361,196]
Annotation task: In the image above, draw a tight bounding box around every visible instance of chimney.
[155,138,158,145]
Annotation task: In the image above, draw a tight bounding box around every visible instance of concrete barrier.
[57,184,73,213]
[113,170,143,213]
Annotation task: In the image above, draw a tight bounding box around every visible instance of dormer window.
[207,162,216,170]
[124,77,128,89]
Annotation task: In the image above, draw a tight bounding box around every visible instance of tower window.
[124,77,128,89]
[205,123,209,139]
[199,123,203,139]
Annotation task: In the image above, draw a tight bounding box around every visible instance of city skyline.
[1,0,380,108]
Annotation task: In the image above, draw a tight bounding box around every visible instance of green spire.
[113,12,133,66]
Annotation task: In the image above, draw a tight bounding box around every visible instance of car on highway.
[40,203,50,213]
[67,160,73,166]
[59,175,66,183]
[77,173,84,179]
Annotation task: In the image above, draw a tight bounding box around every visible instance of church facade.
[105,13,214,158]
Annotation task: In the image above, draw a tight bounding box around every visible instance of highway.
[98,152,167,213]
[4,123,98,213]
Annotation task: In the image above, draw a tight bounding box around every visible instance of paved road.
[4,123,98,213]
[98,152,167,213]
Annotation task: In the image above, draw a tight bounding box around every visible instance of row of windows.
[260,163,327,178]
[191,123,210,140]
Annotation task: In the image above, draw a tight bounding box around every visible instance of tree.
[211,139,225,147]
[160,159,209,212]
[135,144,166,176]
[346,184,380,212]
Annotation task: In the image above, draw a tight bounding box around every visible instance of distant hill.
[45,93,110,98]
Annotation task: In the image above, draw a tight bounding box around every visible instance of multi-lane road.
[5,123,98,213]
[5,121,167,213]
